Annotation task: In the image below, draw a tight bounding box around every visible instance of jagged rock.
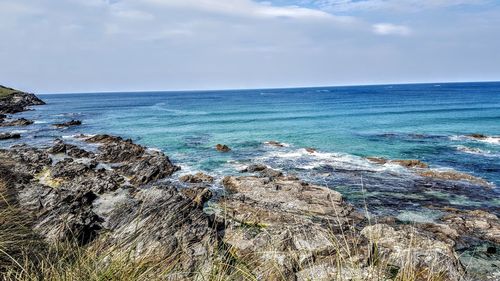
[418,170,492,187]
[179,172,214,184]
[85,134,180,185]
[468,133,487,139]
[53,120,82,128]
[0,132,20,140]
[215,144,231,152]
[264,140,286,147]
[438,209,500,245]
[214,174,364,280]
[48,139,93,158]
[0,88,45,114]
[305,147,317,153]
[366,157,428,168]
[97,185,218,277]
[0,145,52,175]
[86,134,145,162]
[0,118,34,127]
[361,224,464,280]
[241,164,283,178]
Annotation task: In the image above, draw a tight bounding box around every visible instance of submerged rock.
[418,170,492,187]
[366,157,429,168]
[215,144,231,152]
[179,172,214,184]
[264,140,286,147]
[0,132,21,140]
[0,118,34,127]
[53,119,82,128]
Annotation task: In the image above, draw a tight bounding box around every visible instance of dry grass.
[0,173,460,281]
[0,86,19,99]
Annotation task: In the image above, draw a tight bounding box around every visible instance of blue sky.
[1,0,499,93]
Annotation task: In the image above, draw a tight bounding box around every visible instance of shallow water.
[1,82,499,218]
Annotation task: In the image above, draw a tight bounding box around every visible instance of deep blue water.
[2,82,499,218]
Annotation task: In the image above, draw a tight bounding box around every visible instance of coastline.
[1,90,499,280]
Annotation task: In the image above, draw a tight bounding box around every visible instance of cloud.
[373,23,411,36]
[0,0,499,93]
[308,0,490,12]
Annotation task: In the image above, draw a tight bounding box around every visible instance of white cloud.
[0,0,499,93]
[373,23,411,36]
[311,0,489,12]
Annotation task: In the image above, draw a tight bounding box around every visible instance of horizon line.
[38,80,500,95]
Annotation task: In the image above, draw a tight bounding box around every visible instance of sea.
[1,81,499,220]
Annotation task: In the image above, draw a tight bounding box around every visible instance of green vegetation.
[0,86,20,99]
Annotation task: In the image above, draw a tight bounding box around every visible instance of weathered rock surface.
[85,134,180,185]
[418,170,492,187]
[180,172,215,184]
[53,119,82,128]
[264,140,286,147]
[0,86,45,114]
[0,132,21,140]
[0,136,220,277]
[0,118,34,127]
[215,144,231,152]
[367,157,429,168]
[212,166,465,280]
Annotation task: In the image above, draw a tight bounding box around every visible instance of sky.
[1,0,499,93]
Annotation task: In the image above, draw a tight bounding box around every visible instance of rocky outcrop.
[367,157,429,168]
[179,172,214,184]
[0,86,45,114]
[0,136,222,277]
[212,166,464,280]
[85,134,180,185]
[215,144,231,152]
[0,132,21,140]
[418,170,492,187]
[264,140,286,147]
[0,118,34,127]
[53,120,82,128]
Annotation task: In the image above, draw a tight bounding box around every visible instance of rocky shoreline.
[1,91,499,280]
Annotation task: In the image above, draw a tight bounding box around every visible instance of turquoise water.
[2,82,499,216]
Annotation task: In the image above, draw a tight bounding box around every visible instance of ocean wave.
[257,147,408,174]
[455,145,499,157]
[450,134,500,145]
[150,103,208,115]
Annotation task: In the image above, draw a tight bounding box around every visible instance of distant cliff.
[0,85,45,114]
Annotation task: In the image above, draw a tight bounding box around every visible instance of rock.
[214,174,363,280]
[264,140,286,147]
[418,170,492,187]
[241,164,283,178]
[391,159,429,168]
[468,133,487,139]
[179,172,214,184]
[0,118,34,127]
[366,157,388,164]
[438,209,500,245]
[85,134,180,185]
[366,158,429,168]
[53,120,82,128]
[0,132,21,140]
[215,144,231,152]
[305,147,317,153]
[361,224,464,280]
[0,88,45,114]
[97,185,218,277]
[48,139,93,158]
[86,134,145,162]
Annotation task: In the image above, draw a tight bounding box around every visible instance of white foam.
[455,145,499,157]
